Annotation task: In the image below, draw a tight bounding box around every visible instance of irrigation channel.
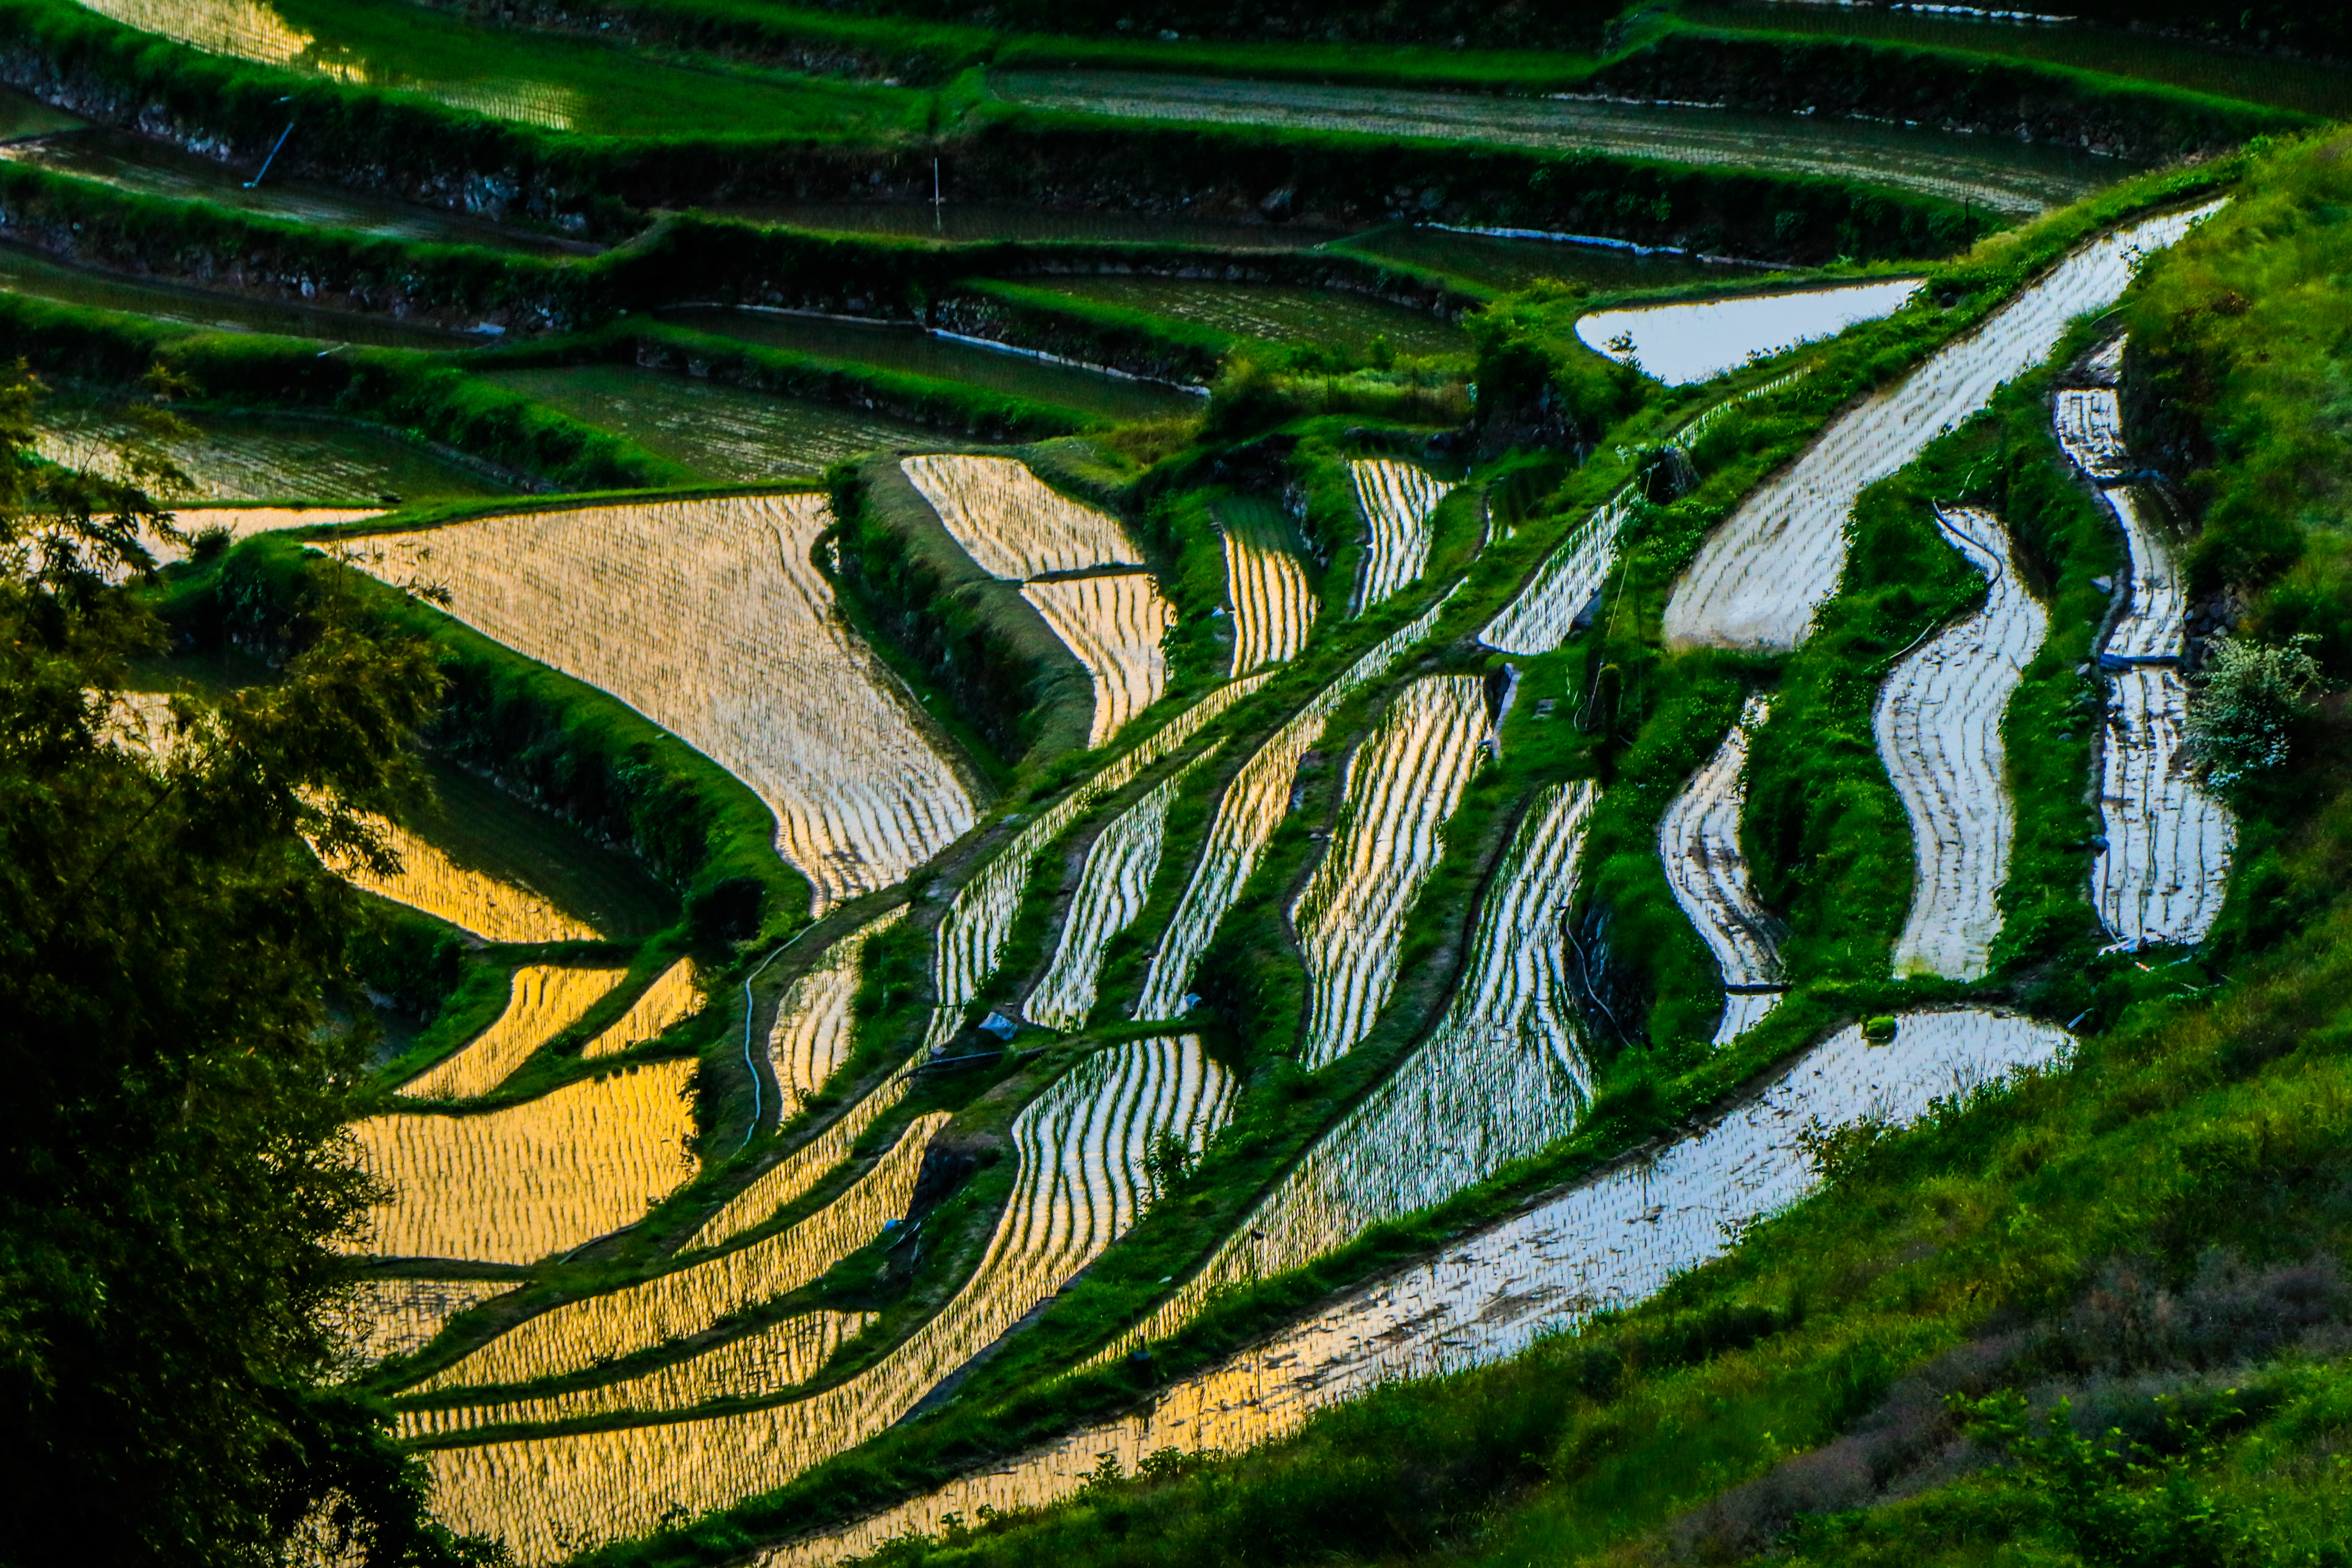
[989,72,2119,215]
[760,1009,2070,1566]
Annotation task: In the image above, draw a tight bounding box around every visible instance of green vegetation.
[0,367,476,1562]
[9,5,2348,1567]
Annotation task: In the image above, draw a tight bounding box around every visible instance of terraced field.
[1876,506,2047,981]
[421,1035,1235,1560]
[17,11,2314,1563]
[1022,275,1468,358]
[33,403,503,500]
[1665,201,2222,650]
[71,0,928,137]
[662,310,1200,423]
[990,71,2116,215]
[479,366,937,482]
[1293,675,1491,1068]
[1659,694,1785,1045]
[774,1009,2071,1563]
[345,1058,699,1265]
[398,964,626,1101]
[352,494,977,910]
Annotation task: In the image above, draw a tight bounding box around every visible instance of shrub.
[2186,633,2324,790]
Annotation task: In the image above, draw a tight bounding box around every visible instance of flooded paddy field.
[658,308,1201,422]
[991,70,2119,215]
[479,365,938,482]
[1020,276,1468,358]
[34,401,509,501]
[0,240,475,349]
[1577,275,1924,384]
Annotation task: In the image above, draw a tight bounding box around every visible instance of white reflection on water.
[1577,278,1924,386]
[758,1008,2068,1566]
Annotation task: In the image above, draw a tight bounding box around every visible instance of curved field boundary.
[989,72,2103,217]
[1479,366,1817,656]
[353,493,975,913]
[685,1048,923,1253]
[2054,388,2234,947]
[1664,201,2222,651]
[397,964,627,1102]
[768,911,904,1113]
[1876,505,2048,981]
[927,674,1270,1050]
[339,813,597,944]
[1114,778,1601,1356]
[1024,759,1198,1032]
[1348,457,1452,616]
[1292,675,1493,1069]
[401,1310,876,1441]
[343,1057,698,1265]
[759,1008,2069,1566]
[581,958,700,1060]
[406,1115,943,1404]
[899,453,1142,580]
[1136,588,1460,1019]
[421,1035,1235,1563]
[1657,693,1784,1046]
[332,1279,511,1369]
[1219,502,1316,675]
[1019,572,1176,749]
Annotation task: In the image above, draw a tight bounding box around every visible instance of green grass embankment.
[830,456,1096,781]
[477,319,1102,442]
[0,291,687,490]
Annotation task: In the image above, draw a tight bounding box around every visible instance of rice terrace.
[10,0,2352,1563]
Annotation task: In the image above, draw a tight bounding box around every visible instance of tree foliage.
[0,362,488,1566]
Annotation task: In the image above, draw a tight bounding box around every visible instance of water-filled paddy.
[1577,276,1924,384]
[658,308,1200,421]
[991,70,2119,215]
[480,365,938,481]
[0,240,474,349]
[706,201,1344,251]
[1,124,592,254]
[35,402,510,501]
[1023,276,1467,358]
[1334,223,1767,294]
[69,0,927,138]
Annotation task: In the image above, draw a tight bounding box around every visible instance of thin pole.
[244,110,296,189]
[933,157,942,233]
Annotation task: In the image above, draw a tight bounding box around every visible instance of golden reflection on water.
[339,814,598,946]
[345,1058,697,1265]
[421,1036,1234,1562]
[409,1115,944,1402]
[581,959,701,1060]
[1290,675,1490,1069]
[397,965,627,1102]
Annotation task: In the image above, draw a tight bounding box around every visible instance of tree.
[0,363,486,1565]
